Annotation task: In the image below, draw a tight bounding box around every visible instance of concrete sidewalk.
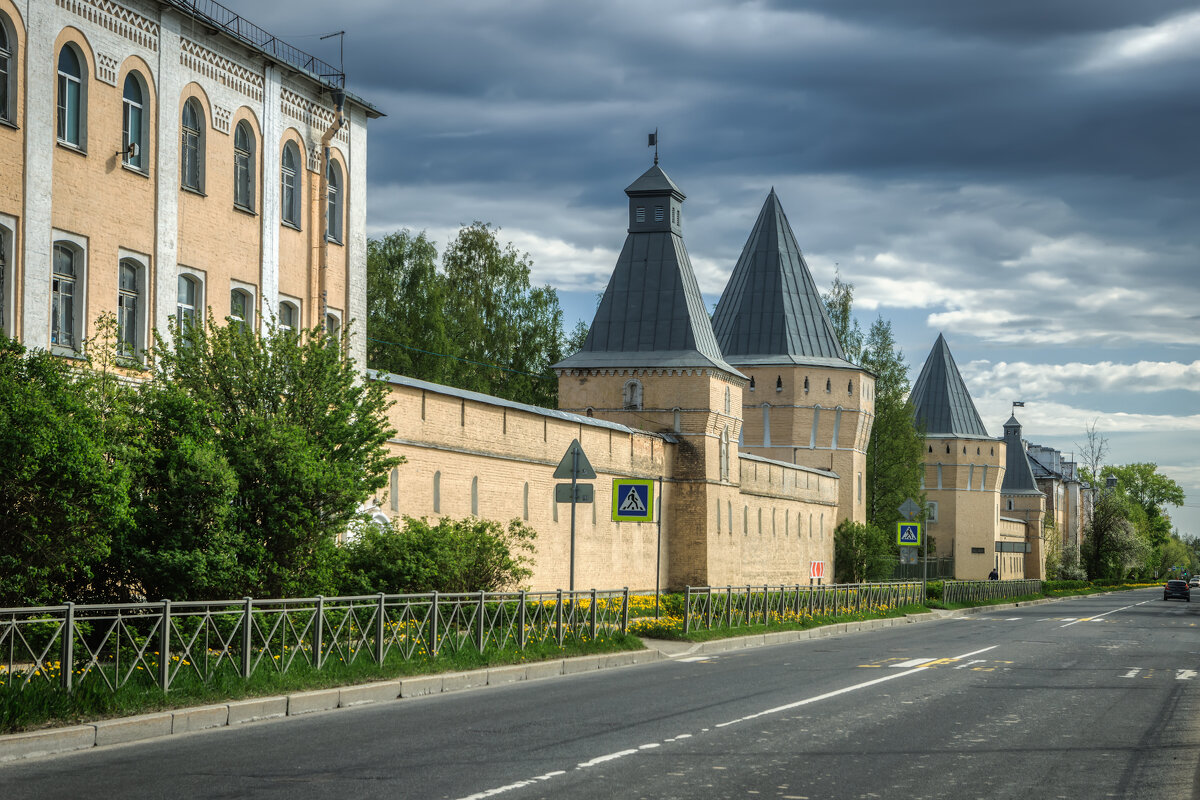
[0,599,1060,765]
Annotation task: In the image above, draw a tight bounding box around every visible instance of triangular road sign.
[553,439,597,480]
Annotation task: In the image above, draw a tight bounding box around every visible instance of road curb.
[0,595,1075,765]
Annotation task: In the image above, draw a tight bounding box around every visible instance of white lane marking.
[715,646,998,729]
[1006,618,1021,621]
[1059,618,1077,622]
[955,660,987,670]
[678,656,714,663]
[453,643,998,799]
[891,658,937,668]
[1177,670,1197,681]
[1060,603,1142,628]
[1122,668,1142,678]
[456,771,566,800]
[577,749,639,769]
[638,743,660,750]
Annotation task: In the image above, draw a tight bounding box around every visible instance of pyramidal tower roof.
[910,334,990,438]
[711,190,853,368]
[1001,415,1043,495]
[554,163,739,375]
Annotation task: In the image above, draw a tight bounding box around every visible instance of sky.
[237,0,1198,536]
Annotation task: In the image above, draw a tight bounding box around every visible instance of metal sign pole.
[570,448,578,593]
[655,476,663,618]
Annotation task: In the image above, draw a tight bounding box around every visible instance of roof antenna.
[648,128,658,165]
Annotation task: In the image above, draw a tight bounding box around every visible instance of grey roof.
[910,334,990,438]
[711,190,854,368]
[555,165,740,375]
[1000,415,1043,495]
[368,370,675,442]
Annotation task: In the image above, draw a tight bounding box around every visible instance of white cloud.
[970,393,1200,438]
[1080,10,1200,71]
[961,359,1200,397]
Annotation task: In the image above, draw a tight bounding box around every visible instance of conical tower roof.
[554,164,739,374]
[910,334,989,438]
[711,190,854,368]
[1001,415,1043,495]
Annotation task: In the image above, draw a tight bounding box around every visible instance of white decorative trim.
[57,0,159,51]
[281,88,350,145]
[212,104,232,135]
[179,38,264,102]
[307,144,322,173]
[96,51,119,86]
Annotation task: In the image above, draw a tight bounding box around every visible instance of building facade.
[0,0,377,366]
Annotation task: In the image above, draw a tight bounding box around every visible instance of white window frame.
[0,13,15,125]
[233,121,255,212]
[116,252,148,360]
[181,98,204,192]
[278,296,301,333]
[122,72,147,171]
[926,501,939,523]
[229,282,256,331]
[51,231,87,353]
[56,44,86,150]
[324,307,342,340]
[281,141,301,228]
[176,268,205,332]
[623,378,643,410]
[0,214,14,336]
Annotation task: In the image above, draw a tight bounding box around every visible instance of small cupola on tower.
[626,164,684,235]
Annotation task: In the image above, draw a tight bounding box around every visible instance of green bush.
[925,580,943,600]
[338,516,537,594]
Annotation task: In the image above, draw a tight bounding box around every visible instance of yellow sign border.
[612,479,655,522]
[897,521,922,546]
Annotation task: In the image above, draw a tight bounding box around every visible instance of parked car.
[1164,579,1190,601]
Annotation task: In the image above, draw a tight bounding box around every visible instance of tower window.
[623,379,643,410]
[776,375,782,392]
[635,207,645,223]
[654,206,664,222]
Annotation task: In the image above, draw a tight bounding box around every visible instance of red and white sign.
[810,561,825,579]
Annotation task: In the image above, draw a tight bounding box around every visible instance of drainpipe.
[318,89,346,332]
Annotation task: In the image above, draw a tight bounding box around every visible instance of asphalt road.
[4,589,1200,799]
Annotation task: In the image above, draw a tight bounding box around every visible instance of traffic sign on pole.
[612,479,654,522]
[899,498,922,521]
[555,483,594,503]
[554,439,596,480]
[897,522,921,546]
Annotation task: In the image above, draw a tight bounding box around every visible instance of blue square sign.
[897,522,921,546]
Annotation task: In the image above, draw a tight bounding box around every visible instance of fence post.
[555,589,563,646]
[430,591,440,657]
[314,596,324,669]
[476,591,486,652]
[621,588,629,636]
[376,593,386,665]
[590,589,597,640]
[684,587,691,635]
[159,599,171,692]
[61,602,74,692]
[518,591,527,649]
[725,586,732,630]
[242,597,252,679]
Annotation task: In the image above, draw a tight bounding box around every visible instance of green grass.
[630,603,929,642]
[0,633,644,735]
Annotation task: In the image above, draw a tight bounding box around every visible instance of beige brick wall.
[921,435,1008,579]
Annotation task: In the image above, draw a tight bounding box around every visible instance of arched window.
[281,141,301,227]
[585,407,594,417]
[523,483,529,521]
[181,99,204,191]
[233,121,254,211]
[946,444,951,454]
[117,258,141,357]
[803,376,809,393]
[743,506,748,535]
[0,16,13,123]
[278,301,299,332]
[848,380,853,394]
[672,407,681,433]
[776,375,783,392]
[122,73,146,170]
[471,476,479,516]
[623,379,643,410]
[57,45,85,148]
[326,160,343,243]
[51,241,82,350]
[720,427,730,481]
[825,378,832,393]
[230,288,252,331]
[724,386,731,415]
[432,471,441,513]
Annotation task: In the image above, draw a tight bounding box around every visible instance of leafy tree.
[0,337,131,605]
[833,519,894,583]
[150,318,402,597]
[1101,463,1185,552]
[564,319,590,355]
[860,317,925,529]
[821,270,863,365]
[366,230,454,384]
[338,516,537,594]
[1082,491,1148,580]
[367,223,565,407]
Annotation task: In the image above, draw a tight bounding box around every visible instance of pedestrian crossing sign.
[897,522,921,546]
[612,479,654,522]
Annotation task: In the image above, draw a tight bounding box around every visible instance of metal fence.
[941,580,1043,604]
[891,556,956,581]
[0,589,628,694]
[683,582,925,634]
